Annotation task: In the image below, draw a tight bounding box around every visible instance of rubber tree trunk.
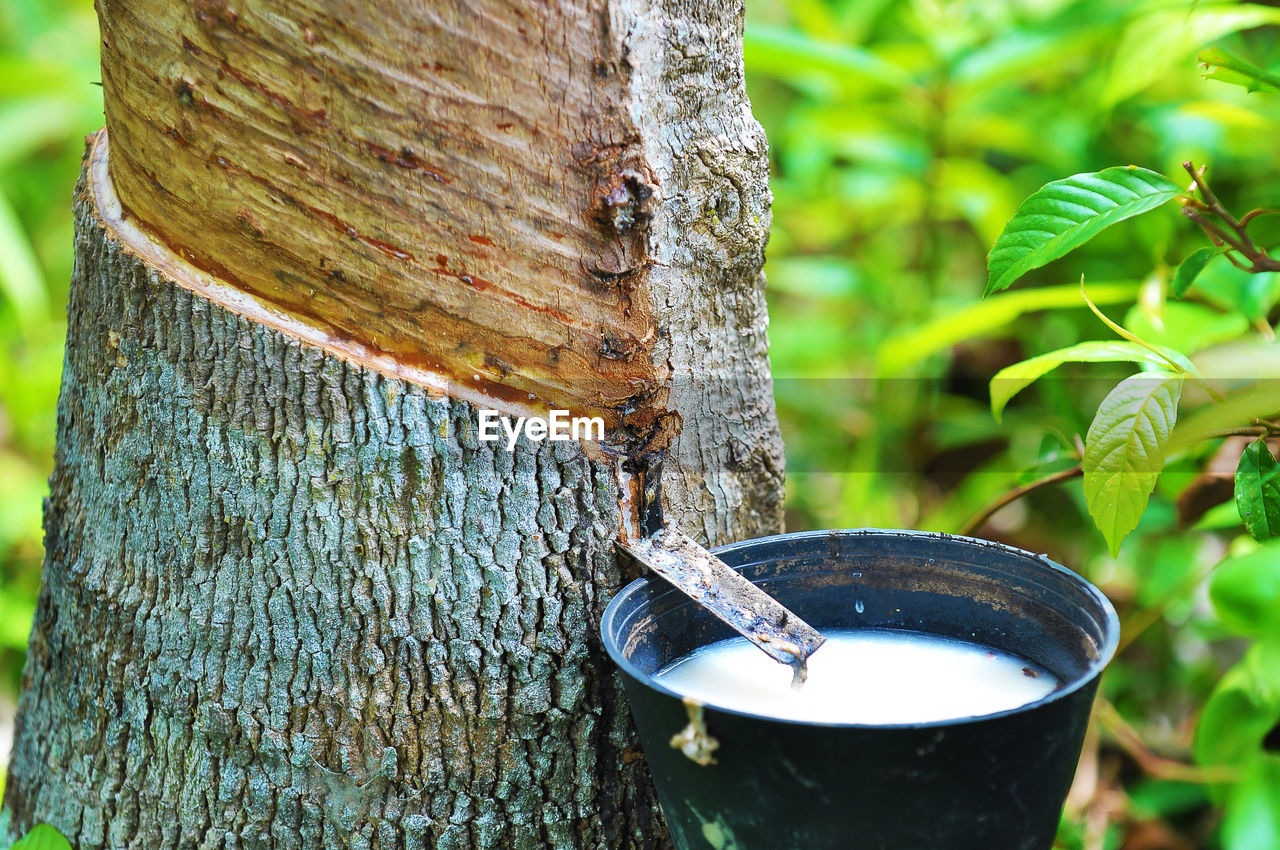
[2,0,783,847]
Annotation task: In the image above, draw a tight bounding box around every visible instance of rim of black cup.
[601,528,1121,730]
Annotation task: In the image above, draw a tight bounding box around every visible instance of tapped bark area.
[4,0,783,845]
[95,0,783,534]
[99,0,660,424]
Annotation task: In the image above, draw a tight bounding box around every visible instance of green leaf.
[876,281,1141,377]
[936,157,1021,246]
[951,28,1099,96]
[0,183,47,324]
[1195,498,1245,531]
[1104,5,1280,106]
[1222,758,1280,850]
[0,584,35,650]
[1172,247,1223,299]
[1126,779,1210,820]
[0,452,47,559]
[989,340,1192,422]
[1083,372,1183,556]
[1191,254,1280,321]
[985,167,1182,297]
[1195,638,1280,774]
[0,98,85,170]
[1210,544,1280,636]
[1200,45,1280,94]
[765,256,860,298]
[10,825,72,850]
[1237,440,1280,542]
[1123,301,1250,354]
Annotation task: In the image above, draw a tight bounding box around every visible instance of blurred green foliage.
[3,0,1280,845]
[746,0,1280,845]
[0,0,100,697]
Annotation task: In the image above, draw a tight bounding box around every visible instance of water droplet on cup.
[855,599,865,614]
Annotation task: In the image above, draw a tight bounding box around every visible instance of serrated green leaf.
[985,167,1181,297]
[1172,247,1223,299]
[1104,6,1280,106]
[10,825,72,850]
[989,340,1191,422]
[1083,372,1183,555]
[1210,543,1280,635]
[1201,46,1280,94]
[1237,440,1280,542]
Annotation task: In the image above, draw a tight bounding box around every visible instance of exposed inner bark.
[99,0,658,426]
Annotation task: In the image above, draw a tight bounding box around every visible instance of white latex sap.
[653,628,1059,725]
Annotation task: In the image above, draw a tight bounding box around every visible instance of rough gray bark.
[5,182,660,849]
[2,0,783,845]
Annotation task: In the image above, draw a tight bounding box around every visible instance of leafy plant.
[985,167,1183,298]
[1200,45,1280,94]
[1235,439,1280,540]
[747,5,1280,838]
[0,0,103,712]
[1082,371,1184,555]
[983,123,1280,850]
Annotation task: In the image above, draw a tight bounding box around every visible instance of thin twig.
[960,465,1083,536]
[1184,162,1247,236]
[1080,278,1189,374]
[963,424,1276,540]
[1240,208,1280,226]
[1181,206,1252,256]
[1080,277,1227,402]
[1182,161,1280,273]
[1197,425,1280,440]
[1095,699,1240,785]
[1221,250,1257,273]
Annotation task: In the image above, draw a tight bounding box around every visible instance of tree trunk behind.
[2,0,783,846]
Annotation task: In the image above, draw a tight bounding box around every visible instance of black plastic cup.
[602,529,1119,850]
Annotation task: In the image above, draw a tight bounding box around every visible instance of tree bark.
[2,0,782,846]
